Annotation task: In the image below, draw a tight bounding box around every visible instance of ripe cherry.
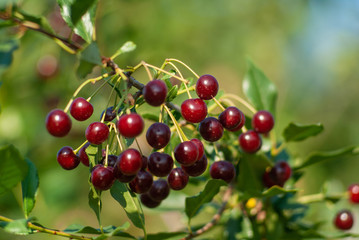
[334,210,354,230]
[146,122,171,149]
[239,130,262,153]
[182,154,208,177]
[199,117,224,142]
[219,107,244,130]
[117,113,144,138]
[262,161,292,188]
[348,184,359,204]
[113,166,136,183]
[228,111,246,132]
[129,170,153,194]
[116,148,142,176]
[181,98,207,123]
[148,152,174,177]
[210,161,235,183]
[100,154,118,167]
[168,168,189,190]
[252,110,274,133]
[57,146,80,170]
[85,122,109,145]
[70,97,93,121]
[101,106,117,122]
[141,155,148,170]
[148,179,170,202]
[196,74,219,100]
[91,165,115,190]
[143,79,168,106]
[78,142,90,166]
[174,141,199,166]
[46,109,72,137]
[140,193,161,208]
[190,138,204,161]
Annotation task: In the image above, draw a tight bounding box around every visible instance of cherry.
[239,130,262,153]
[85,122,109,145]
[78,142,90,166]
[140,193,161,208]
[196,74,219,100]
[148,152,174,177]
[334,210,354,230]
[129,170,153,194]
[190,138,204,161]
[70,97,93,121]
[101,106,117,122]
[228,111,246,132]
[252,110,274,134]
[262,170,277,188]
[199,117,224,142]
[210,161,235,183]
[46,109,72,137]
[113,166,136,183]
[37,55,58,80]
[117,113,144,138]
[91,165,115,190]
[116,148,142,176]
[182,154,208,177]
[174,141,199,166]
[57,146,80,170]
[100,154,118,167]
[348,184,359,203]
[148,179,170,202]
[168,168,189,190]
[219,107,244,130]
[141,155,148,170]
[262,161,292,188]
[146,122,171,149]
[181,98,207,123]
[143,79,168,106]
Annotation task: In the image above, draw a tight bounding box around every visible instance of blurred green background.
[1,0,359,239]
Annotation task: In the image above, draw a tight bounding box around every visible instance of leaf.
[70,0,97,26]
[110,181,146,231]
[64,224,101,234]
[166,85,178,102]
[17,9,54,33]
[294,146,359,170]
[260,186,298,198]
[88,189,102,225]
[242,59,277,115]
[0,144,28,195]
[283,122,324,142]
[112,41,136,59]
[185,179,226,221]
[0,39,19,76]
[21,159,39,218]
[0,219,30,235]
[142,113,159,122]
[145,232,188,240]
[76,42,102,79]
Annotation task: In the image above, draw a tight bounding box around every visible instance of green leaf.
[242,59,277,115]
[283,122,324,142]
[142,113,159,122]
[0,0,19,9]
[0,219,30,235]
[145,232,188,240]
[0,20,16,28]
[76,42,102,79]
[166,85,178,102]
[0,144,28,195]
[21,159,39,218]
[294,146,359,170]
[88,189,102,225]
[260,185,298,198]
[185,179,226,221]
[110,181,146,231]
[70,0,98,26]
[124,137,135,147]
[112,41,136,59]
[64,224,101,234]
[0,39,19,76]
[17,9,54,33]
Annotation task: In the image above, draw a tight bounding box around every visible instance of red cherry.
[143,79,168,106]
[181,98,207,123]
[85,122,109,145]
[348,184,359,204]
[334,210,354,230]
[70,97,94,121]
[46,109,72,137]
[57,146,80,170]
[117,113,144,138]
[196,74,219,100]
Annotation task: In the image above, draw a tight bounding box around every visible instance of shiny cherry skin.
[129,170,153,194]
[70,97,93,121]
[174,141,199,166]
[85,122,109,145]
[100,154,118,167]
[219,107,244,130]
[143,79,168,106]
[113,166,136,183]
[91,165,115,190]
[196,74,219,100]
[239,130,262,153]
[181,98,207,123]
[262,161,292,188]
[148,152,174,177]
[146,122,171,149]
[199,117,224,142]
[252,110,275,133]
[117,113,144,138]
[57,146,80,170]
[182,154,208,177]
[348,184,359,204]
[190,138,204,161]
[334,210,354,230]
[210,161,235,183]
[116,148,142,176]
[78,142,90,166]
[148,179,170,202]
[140,193,161,208]
[168,168,189,190]
[228,111,246,132]
[46,109,72,137]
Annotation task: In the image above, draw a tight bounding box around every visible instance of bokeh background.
[1,0,359,239]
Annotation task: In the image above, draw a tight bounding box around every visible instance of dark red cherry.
[181,98,207,123]
[46,109,72,137]
[100,154,118,167]
[168,168,189,190]
[129,170,153,194]
[252,110,275,133]
[219,107,244,130]
[262,170,277,188]
[271,161,292,184]
[57,146,80,170]
[210,161,235,183]
[199,117,224,142]
[182,154,208,177]
[117,113,144,138]
[78,142,90,166]
[91,165,115,190]
[196,74,219,100]
[116,148,142,176]
[190,138,204,161]
[143,79,168,106]
[101,106,117,122]
[113,166,136,183]
[141,155,148,170]
[239,130,262,153]
[148,152,174,177]
[334,210,354,230]
[146,122,171,149]
[349,184,359,204]
[85,122,109,145]
[148,179,170,202]
[174,141,199,166]
[228,111,246,132]
[140,193,161,208]
[70,97,93,121]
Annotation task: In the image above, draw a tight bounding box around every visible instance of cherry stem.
[213,143,220,161]
[87,75,117,102]
[135,139,143,155]
[166,61,192,99]
[73,140,89,154]
[104,144,109,167]
[221,93,257,114]
[110,122,124,152]
[143,62,189,84]
[166,58,200,79]
[141,61,154,80]
[212,97,226,111]
[297,192,348,204]
[163,104,188,142]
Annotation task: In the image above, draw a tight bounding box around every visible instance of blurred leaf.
[294,146,359,170]
[88,188,102,225]
[260,186,298,198]
[124,137,135,147]
[64,222,131,235]
[70,0,98,26]
[16,9,54,33]
[0,0,19,8]
[0,20,16,28]
[0,219,30,235]
[0,144,28,195]
[283,122,323,142]
[144,232,188,240]
[142,113,159,122]
[185,179,226,221]
[76,42,102,79]
[110,181,146,231]
[166,85,178,102]
[112,41,136,59]
[85,144,99,167]
[0,38,19,76]
[242,59,277,115]
[21,159,39,218]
